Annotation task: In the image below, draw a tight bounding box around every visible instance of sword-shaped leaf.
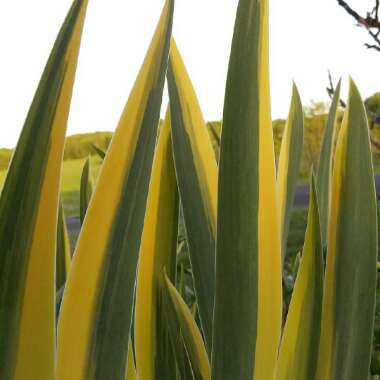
[277,83,304,262]
[56,200,72,321]
[167,39,217,353]
[316,81,341,247]
[0,1,88,379]
[134,110,178,380]
[162,279,194,380]
[317,79,378,380]
[162,272,211,380]
[56,200,71,291]
[57,2,174,379]
[212,0,282,378]
[79,157,94,225]
[125,340,137,380]
[276,177,323,380]
[91,143,107,160]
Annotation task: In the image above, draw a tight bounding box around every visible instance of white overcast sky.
[0,0,379,147]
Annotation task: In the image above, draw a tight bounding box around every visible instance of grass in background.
[0,127,378,255]
[61,156,102,190]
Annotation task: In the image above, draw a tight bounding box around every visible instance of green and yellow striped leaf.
[162,272,211,380]
[79,157,94,225]
[276,176,323,380]
[134,110,178,380]
[56,200,72,320]
[277,83,304,261]
[316,79,378,380]
[316,80,341,247]
[57,2,174,379]
[91,143,107,159]
[162,284,194,380]
[167,39,217,353]
[212,0,282,378]
[125,340,137,380]
[0,1,88,379]
[56,200,71,291]
[206,121,221,161]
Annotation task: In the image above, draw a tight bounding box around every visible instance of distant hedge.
[1,91,380,174]
[63,131,113,160]
[0,132,113,171]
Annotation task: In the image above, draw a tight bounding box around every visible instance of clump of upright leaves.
[317,79,378,380]
[0,1,377,380]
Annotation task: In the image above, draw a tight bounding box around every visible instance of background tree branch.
[337,0,380,51]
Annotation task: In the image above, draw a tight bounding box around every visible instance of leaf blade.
[134,110,179,380]
[0,1,88,378]
[56,200,71,291]
[276,177,323,380]
[57,2,174,379]
[316,79,378,380]
[212,0,282,378]
[316,80,341,247]
[162,272,211,380]
[79,157,94,225]
[125,339,137,380]
[277,83,304,261]
[167,39,217,353]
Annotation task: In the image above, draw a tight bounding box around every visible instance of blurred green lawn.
[0,157,104,218]
[59,157,103,217]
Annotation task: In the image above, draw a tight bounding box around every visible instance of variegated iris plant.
[0,0,377,379]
